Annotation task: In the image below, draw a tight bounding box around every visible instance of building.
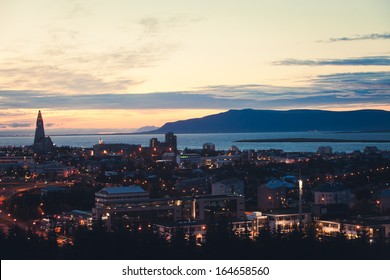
[214,154,241,167]
[174,175,215,195]
[317,146,333,155]
[0,156,34,175]
[379,189,390,214]
[149,132,177,154]
[203,143,215,151]
[150,138,160,148]
[29,161,75,178]
[241,149,257,161]
[212,178,244,196]
[61,210,93,228]
[191,194,245,221]
[177,153,201,167]
[93,185,245,231]
[265,210,312,233]
[155,218,254,245]
[92,142,140,156]
[33,111,54,155]
[155,221,208,244]
[246,211,268,238]
[95,185,149,207]
[313,182,352,206]
[316,216,390,240]
[257,179,295,210]
[165,132,177,151]
[41,186,70,196]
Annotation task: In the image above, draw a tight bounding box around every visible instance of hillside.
[149,109,390,133]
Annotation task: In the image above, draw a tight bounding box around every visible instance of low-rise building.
[212,178,244,196]
[316,216,390,240]
[174,175,215,195]
[93,185,245,231]
[177,153,201,167]
[264,210,312,233]
[258,179,295,210]
[379,189,390,214]
[313,182,352,206]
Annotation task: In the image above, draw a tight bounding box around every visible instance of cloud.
[0,91,253,110]
[0,122,32,128]
[325,33,390,42]
[0,14,183,94]
[0,65,141,93]
[8,123,32,128]
[0,71,389,111]
[0,43,179,93]
[274,56,390,66]
[138,17,160,34]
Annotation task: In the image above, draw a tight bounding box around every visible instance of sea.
[1,131,390,153]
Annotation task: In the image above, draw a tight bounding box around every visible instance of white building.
[177,153,201,167]
[246,211,268,237]
[95,185,149,208]
[265,211,312,233]
[316,216,390,240]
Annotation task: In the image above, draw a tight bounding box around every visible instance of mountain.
[136,126,160,133]
[149,109,390,133]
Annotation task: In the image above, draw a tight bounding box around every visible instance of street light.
[298,179,303,224]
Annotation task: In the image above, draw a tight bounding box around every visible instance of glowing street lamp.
[298,179,303,224]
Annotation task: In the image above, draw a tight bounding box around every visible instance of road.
[0,180,71,235]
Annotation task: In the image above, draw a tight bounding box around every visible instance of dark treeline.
[5,182,99,221]
[1,221,390,260]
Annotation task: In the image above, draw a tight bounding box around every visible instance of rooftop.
[98,185,146,195]
[217,177,243,185]
[264,208,311,216]
[262,179,295,189]
[314,182,349,192]
[380,189,390,197]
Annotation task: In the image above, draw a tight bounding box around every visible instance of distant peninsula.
[148,109,390,134]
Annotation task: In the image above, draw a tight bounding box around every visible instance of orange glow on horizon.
[1,105,390,133]
[0,108,225,132]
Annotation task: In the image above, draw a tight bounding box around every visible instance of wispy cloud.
[0,71,389,111]
[0,122,32,128]
[0,65,141,93]
[274,56,390,66]
[0,14,184,94]
[324,32,390,42]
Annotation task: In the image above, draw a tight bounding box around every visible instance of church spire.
[34,110,45,145]
[33,110,53,155]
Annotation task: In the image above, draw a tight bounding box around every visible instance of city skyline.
[1,0,389,134]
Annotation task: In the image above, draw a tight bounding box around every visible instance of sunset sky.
[0,0,389,134]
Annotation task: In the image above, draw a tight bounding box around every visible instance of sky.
[0,0,389,135]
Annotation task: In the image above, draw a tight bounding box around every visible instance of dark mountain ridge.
[149,109,390,133]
